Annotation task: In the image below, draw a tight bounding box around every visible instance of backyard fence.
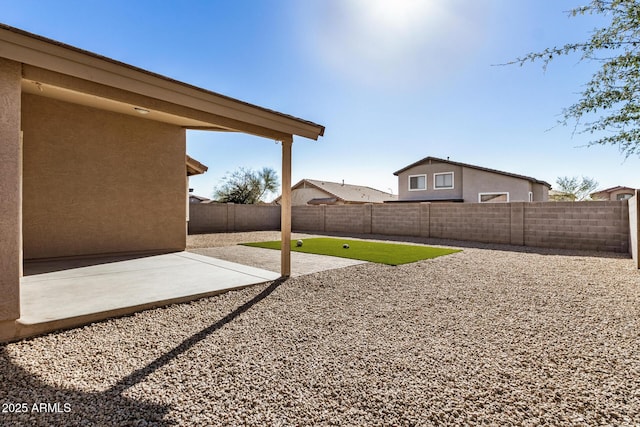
[189,203,280,234]
[189,200,633,254]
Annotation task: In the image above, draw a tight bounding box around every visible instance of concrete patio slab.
[13,252,280,340]
[3,245,366,342]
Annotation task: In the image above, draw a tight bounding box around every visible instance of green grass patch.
[242,238,460,266]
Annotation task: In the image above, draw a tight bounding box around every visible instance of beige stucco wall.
[531,183,549,201]
[461,167,537,202]
[608,189,635,201]
[630,192,639,268]
[21,93,186,259]
[0,58,21,321]
[397,163,463,201]
[291,187,334,205]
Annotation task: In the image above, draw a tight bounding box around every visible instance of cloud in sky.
[296,0,494,90]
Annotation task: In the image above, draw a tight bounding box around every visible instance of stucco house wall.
[592,187,636,201]
[397,163,463,201]
[629,192,639,268]
[395,157,549,203]
[21,93,186,259]
[609,188,635,200]
[461,167,533,202]
[291,187,334,205]
[0,58,21,321]
[532,182,549,202]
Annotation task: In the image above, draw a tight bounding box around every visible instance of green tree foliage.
[214,167,279,204]
[512,0,640,157]
[555,176,600,201]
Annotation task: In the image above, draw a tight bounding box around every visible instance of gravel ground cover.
[1,232,639,426]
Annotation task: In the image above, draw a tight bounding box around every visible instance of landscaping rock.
[2,232,639,426]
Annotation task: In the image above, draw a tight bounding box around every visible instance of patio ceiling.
[21,79,229,130]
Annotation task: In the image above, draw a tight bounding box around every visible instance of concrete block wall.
[188,201,632,255]
[324,205,368,234]
[510,202,525,246]
[371,204,420,236]
[430,203,512,244]
[292,205,325,231]
[188,203,229,233]
[524,202,629,253]
[289,201,630,254]
[233,204,280,231]
[188,203,279,234]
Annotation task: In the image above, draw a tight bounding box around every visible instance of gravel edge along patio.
[1,231,638,426]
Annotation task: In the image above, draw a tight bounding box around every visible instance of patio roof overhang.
[0,24,322,338]
[186,156,208,177]
[0,24,325,141]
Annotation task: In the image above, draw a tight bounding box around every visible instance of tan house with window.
[393,156,550,203]
[0,24,324,339]
[591,186,636,201]
[275,179,397,205]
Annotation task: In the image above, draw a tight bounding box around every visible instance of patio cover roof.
[0,23,325,141]
[186,155,208,176]
[1,23,323,281]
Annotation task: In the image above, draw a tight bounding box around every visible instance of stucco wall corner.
[0,57,22,321]
[0,320,18,343]
[629,192,639,268]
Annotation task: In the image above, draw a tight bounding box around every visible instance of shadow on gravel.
[1,277,287,426]
[315,232,630,259]
[0,346,174,426]
[108,276,288,395]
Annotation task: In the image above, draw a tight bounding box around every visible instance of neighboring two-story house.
[393,156,551,203]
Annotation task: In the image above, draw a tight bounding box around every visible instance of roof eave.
[0,24,324,141]
[186,155,208,176]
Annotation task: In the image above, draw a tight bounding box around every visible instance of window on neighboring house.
[434,172,454,189]
[528,192,534,202]
[617,193,633,200]
[409,174,426,191]
[479,192,509,203]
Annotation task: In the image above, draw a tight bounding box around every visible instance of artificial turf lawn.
[242,238,461,266]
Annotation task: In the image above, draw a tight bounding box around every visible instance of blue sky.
[3,0,638,199]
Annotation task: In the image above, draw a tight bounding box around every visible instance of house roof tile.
[276,179,397,204]
[299,179,397,203]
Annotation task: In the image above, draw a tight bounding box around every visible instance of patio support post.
[280,135,293,277]
[0,58,22,324]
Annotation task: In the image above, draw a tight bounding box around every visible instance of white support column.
[280,136,293,277]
